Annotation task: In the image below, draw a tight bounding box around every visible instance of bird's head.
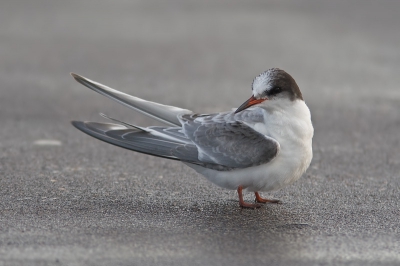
[235,68,303,113]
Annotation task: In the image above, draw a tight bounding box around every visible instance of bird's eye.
[269,87,282,95]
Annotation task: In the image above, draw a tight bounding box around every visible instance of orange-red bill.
[234,95,267,114]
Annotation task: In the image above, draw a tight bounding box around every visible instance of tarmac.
[1,0,399,265]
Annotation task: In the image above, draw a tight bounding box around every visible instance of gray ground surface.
[1,0,400,265]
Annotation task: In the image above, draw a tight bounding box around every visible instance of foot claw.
[254,192,281,204]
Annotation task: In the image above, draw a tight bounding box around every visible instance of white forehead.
[252,70,276,96]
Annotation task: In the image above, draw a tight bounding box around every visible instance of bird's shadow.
[69,196,315,235]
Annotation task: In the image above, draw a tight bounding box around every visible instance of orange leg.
[254,192,281,204]
[237,186,262,209]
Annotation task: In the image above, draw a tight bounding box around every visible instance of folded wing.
[180,114,280,169]
[72,116,279,171]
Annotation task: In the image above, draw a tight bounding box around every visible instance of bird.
[71,68,314,209]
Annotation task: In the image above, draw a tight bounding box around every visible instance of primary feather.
[71,73,192,126]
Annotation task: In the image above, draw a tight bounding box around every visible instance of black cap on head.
[252,68,303,101]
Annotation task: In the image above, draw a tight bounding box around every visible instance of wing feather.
[180,113,279,169]
[72,121,200,163]
[72,109,278,170]
[71,73,192,126]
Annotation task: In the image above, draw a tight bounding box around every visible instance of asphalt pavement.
[1,0,400,265]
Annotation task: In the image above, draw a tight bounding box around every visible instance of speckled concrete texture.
[1,0,399,265]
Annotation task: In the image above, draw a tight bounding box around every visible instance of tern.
[71,68,314,208]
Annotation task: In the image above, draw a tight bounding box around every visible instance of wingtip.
[70,73,92,88]
[70,72,82,81]
[71,120,85,130]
